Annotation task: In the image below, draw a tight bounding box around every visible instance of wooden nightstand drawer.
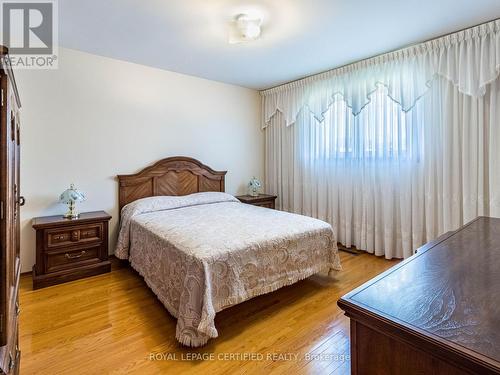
[253,201,274,209]
[45,223,103,250]
[235,194,277,209]
[45,246,100,273]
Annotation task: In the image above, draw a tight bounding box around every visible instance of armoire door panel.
[0,46,22,374]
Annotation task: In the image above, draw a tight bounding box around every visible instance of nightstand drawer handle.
[65,250,86,259]
[15,301,20,316]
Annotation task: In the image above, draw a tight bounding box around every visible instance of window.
[305,87,417,161]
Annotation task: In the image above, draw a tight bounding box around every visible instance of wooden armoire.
[0,47,22,375]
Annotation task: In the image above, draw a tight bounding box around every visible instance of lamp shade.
[59,184,86,204]
[248,177,262,189]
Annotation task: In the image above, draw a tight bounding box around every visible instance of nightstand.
[32,211,112,289]
[236,194,277,209]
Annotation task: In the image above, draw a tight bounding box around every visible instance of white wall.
[16,48,263,272]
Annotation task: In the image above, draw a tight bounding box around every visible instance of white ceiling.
[60,0,500,90]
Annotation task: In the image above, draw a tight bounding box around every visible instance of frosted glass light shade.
[59,183,86,204]
[248,177,262,196]
[229,14,262,44]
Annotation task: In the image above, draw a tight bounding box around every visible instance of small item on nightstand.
[59,183,86,218]
[247,177,262,196]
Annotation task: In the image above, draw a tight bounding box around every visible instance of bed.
[115,157,342,347]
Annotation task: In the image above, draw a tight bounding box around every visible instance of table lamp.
[59,183,86,218]
[248,177,262,197]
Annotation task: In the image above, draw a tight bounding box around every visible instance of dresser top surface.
[340,216,500,366]
[32,211,111,229]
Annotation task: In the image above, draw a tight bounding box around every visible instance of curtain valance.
[261,18,500,128]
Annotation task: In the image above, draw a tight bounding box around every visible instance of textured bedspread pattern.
[116,192,341,346]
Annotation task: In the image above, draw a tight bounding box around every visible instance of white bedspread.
[115,192,341,347]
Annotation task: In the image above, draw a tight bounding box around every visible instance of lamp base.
[64,201,79,219]
[63,212,80,219]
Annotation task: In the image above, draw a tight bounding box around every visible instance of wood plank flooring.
[19,252,398,375]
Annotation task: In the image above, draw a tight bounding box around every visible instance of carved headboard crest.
[117,156,227,213]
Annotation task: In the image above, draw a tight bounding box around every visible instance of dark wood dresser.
[0,47,22,375]
[236,194,277,209]
[338,216,500,374]
[32,211,112,289]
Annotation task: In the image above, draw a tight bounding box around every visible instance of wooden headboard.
[117,156,227,212]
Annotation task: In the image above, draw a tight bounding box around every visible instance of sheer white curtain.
[264,19,500,258]
[262,20,500,258]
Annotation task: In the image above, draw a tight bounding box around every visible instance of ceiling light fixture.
[229,13,262,44]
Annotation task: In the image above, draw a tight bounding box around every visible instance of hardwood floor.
[19,252,398,375]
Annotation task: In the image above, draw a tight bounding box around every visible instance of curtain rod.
[261,16,500,93]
